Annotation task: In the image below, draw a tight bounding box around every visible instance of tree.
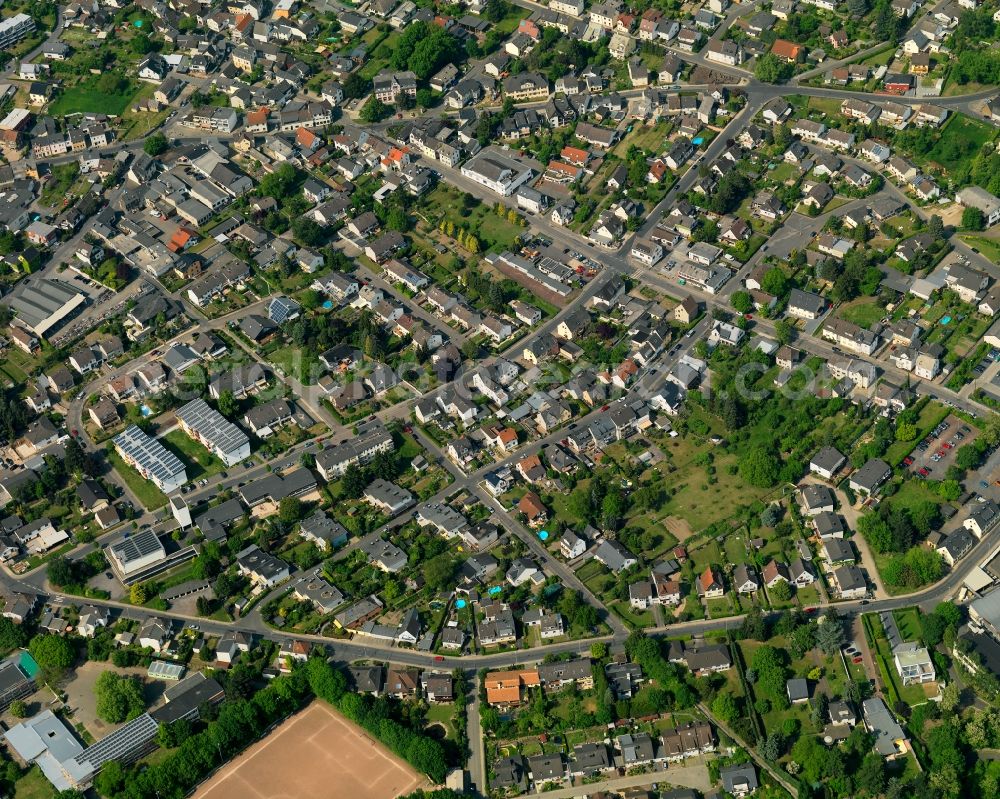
[95,671,145,723]
[712,691,739,725]
[0,617,25,654]
[130,32,153,54]
[770,580,792,602]
[731,291,753,314]
[741,606,767,640]
[94,761,126,797]
[258,163,299,200]
[29,634,76,671]
[751,645,789,706]
[963,206,986,231]
[144,132,169,157]
[940,682,961,713]
[856,753,887,796]
[761,267,788,296]
[422,554,454,590]
[956,444,982,470]
[928,214,945,238]
[359,95,389,125]
[760,732,783,761]
[217,389,238,418]
[47,556,77,588]
[874,0,900,42]
[774,319,794,345]
[8,699,26,718]
[755,53,787,83]
[816,612,845,655]
[278,496,302,525]
[739,445,781,488]
[129,582,148,605]
[292,217,325,246]
[386,207,409,233]
[847,0,870,15]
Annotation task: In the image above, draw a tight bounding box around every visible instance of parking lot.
[903,414,976,481]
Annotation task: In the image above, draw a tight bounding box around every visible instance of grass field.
[807,96,844,117]
[48,76,141,116]
[14,767,56,799]
[420,183,525,252]
[108,450,168,510]
[161,429,226,481]
[892,607,923,642]
[838,298,884,329]
[884,401,948,465]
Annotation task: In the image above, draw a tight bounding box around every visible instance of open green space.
[161,429,226,481]
[420,183,525,253]
[892,607,922,642]
[107,450,168,510]
[837,298,883,329]
[48,75,141,116]
[884,400,949,465]
[14,767,56,799]
[926,114,997,173]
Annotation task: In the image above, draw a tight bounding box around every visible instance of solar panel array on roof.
[267,295,301,324]
[109,528,163,566]
[73,713,159,771]
[175,398,250,466]
[112,426,186,489]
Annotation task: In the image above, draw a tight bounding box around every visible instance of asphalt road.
[4,12,998,694]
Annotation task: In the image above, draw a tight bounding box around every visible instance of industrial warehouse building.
[5,278,87,337]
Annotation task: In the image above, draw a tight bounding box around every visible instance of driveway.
[833,485,888,600]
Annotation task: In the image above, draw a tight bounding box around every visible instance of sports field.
[194,702,427,799]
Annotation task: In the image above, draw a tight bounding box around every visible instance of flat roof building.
[112,426,187,494]
[175,398,250,467]
[106,528,167,581]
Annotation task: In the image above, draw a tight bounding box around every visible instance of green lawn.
[108,451,168,510]
[14,767,56,799]
[807,96,844,117]
[161,429,226,481]
[838,298,884,329]
[420,184,525,253]
[769,162,800,183]
[892,607,923,643]
[890,478,944,515]
[706,596,735,618]
[492,4,530,34]
[48,76,141,116]
[862,46,896,67]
